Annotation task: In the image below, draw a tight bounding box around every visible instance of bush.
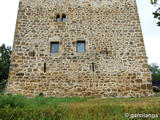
[0,79,8,93]
[152,73,160,81]
[0,44,11,83]
[0,95,27,108]
[153,86,160,92]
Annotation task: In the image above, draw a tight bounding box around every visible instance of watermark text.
[125,113,158,119]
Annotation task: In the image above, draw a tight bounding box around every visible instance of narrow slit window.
[77,41,85,53]
[56,14,60,22]
[62,14,66,22]
[51,42,59,53]
[33,50,35,57]
[44,63,46,73]
[106,48,108,56]
[92,62,95,72]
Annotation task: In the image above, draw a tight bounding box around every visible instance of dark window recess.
[51,42,59,53]
[44,63,46,73]
[77,41,85,53]
[33,50,35,57]
[16,73,24,77]
[92,62,95,72]
[106,48,108,56]
[39,93,44,96]
[56,14,60,22]
[29,51,35,57]
[62,14,66,22]
[10,64,18,68]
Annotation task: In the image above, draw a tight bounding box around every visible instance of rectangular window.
[44,63,46,73]
[77,41,85,53]
[106,48,108,56]
[51,42,59,53]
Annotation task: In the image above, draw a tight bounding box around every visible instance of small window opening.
[92,62,95,72]
[56,14,60,22]
[39,93,44,97]
[51,42,59,53]
[62,14,66,22]
[77,41,85,53]
[44,63,46,73]
[33,50,35,57]
[106,48,108,56]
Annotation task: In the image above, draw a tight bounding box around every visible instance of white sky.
[0,0,160,64]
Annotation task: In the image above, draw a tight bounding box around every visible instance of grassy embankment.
[0,94,160,120]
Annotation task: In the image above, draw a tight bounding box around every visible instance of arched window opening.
[62,14,66,22]
[56,14,60,22]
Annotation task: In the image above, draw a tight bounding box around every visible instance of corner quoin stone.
[5,0,153,97]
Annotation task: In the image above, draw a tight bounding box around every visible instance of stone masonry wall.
[5,0,153,97]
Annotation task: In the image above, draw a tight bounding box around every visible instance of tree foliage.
[149,63,160,80]
[151,0,160,26]
[0,44,12,83]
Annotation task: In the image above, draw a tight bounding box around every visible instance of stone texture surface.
[5,0,153,97]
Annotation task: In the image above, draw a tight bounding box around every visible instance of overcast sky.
[0,0,160,64]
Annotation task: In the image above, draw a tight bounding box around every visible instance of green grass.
[0,95,87,108]
[155,92,160,95]
[0,95,160,120]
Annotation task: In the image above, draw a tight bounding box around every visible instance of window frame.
[62,14,66,22]
[77,41,85,53]
[56,14,60,22]
[50,42,59,53]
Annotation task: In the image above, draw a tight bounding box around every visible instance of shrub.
[0,95,27,108]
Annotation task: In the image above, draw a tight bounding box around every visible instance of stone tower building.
[6,0,153,97]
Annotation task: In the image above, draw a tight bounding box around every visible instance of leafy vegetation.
[0,44,11,92]
[151,0,160,26]
[0,44,11,81]
[149,63,160,80]
[0,95,160,120]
